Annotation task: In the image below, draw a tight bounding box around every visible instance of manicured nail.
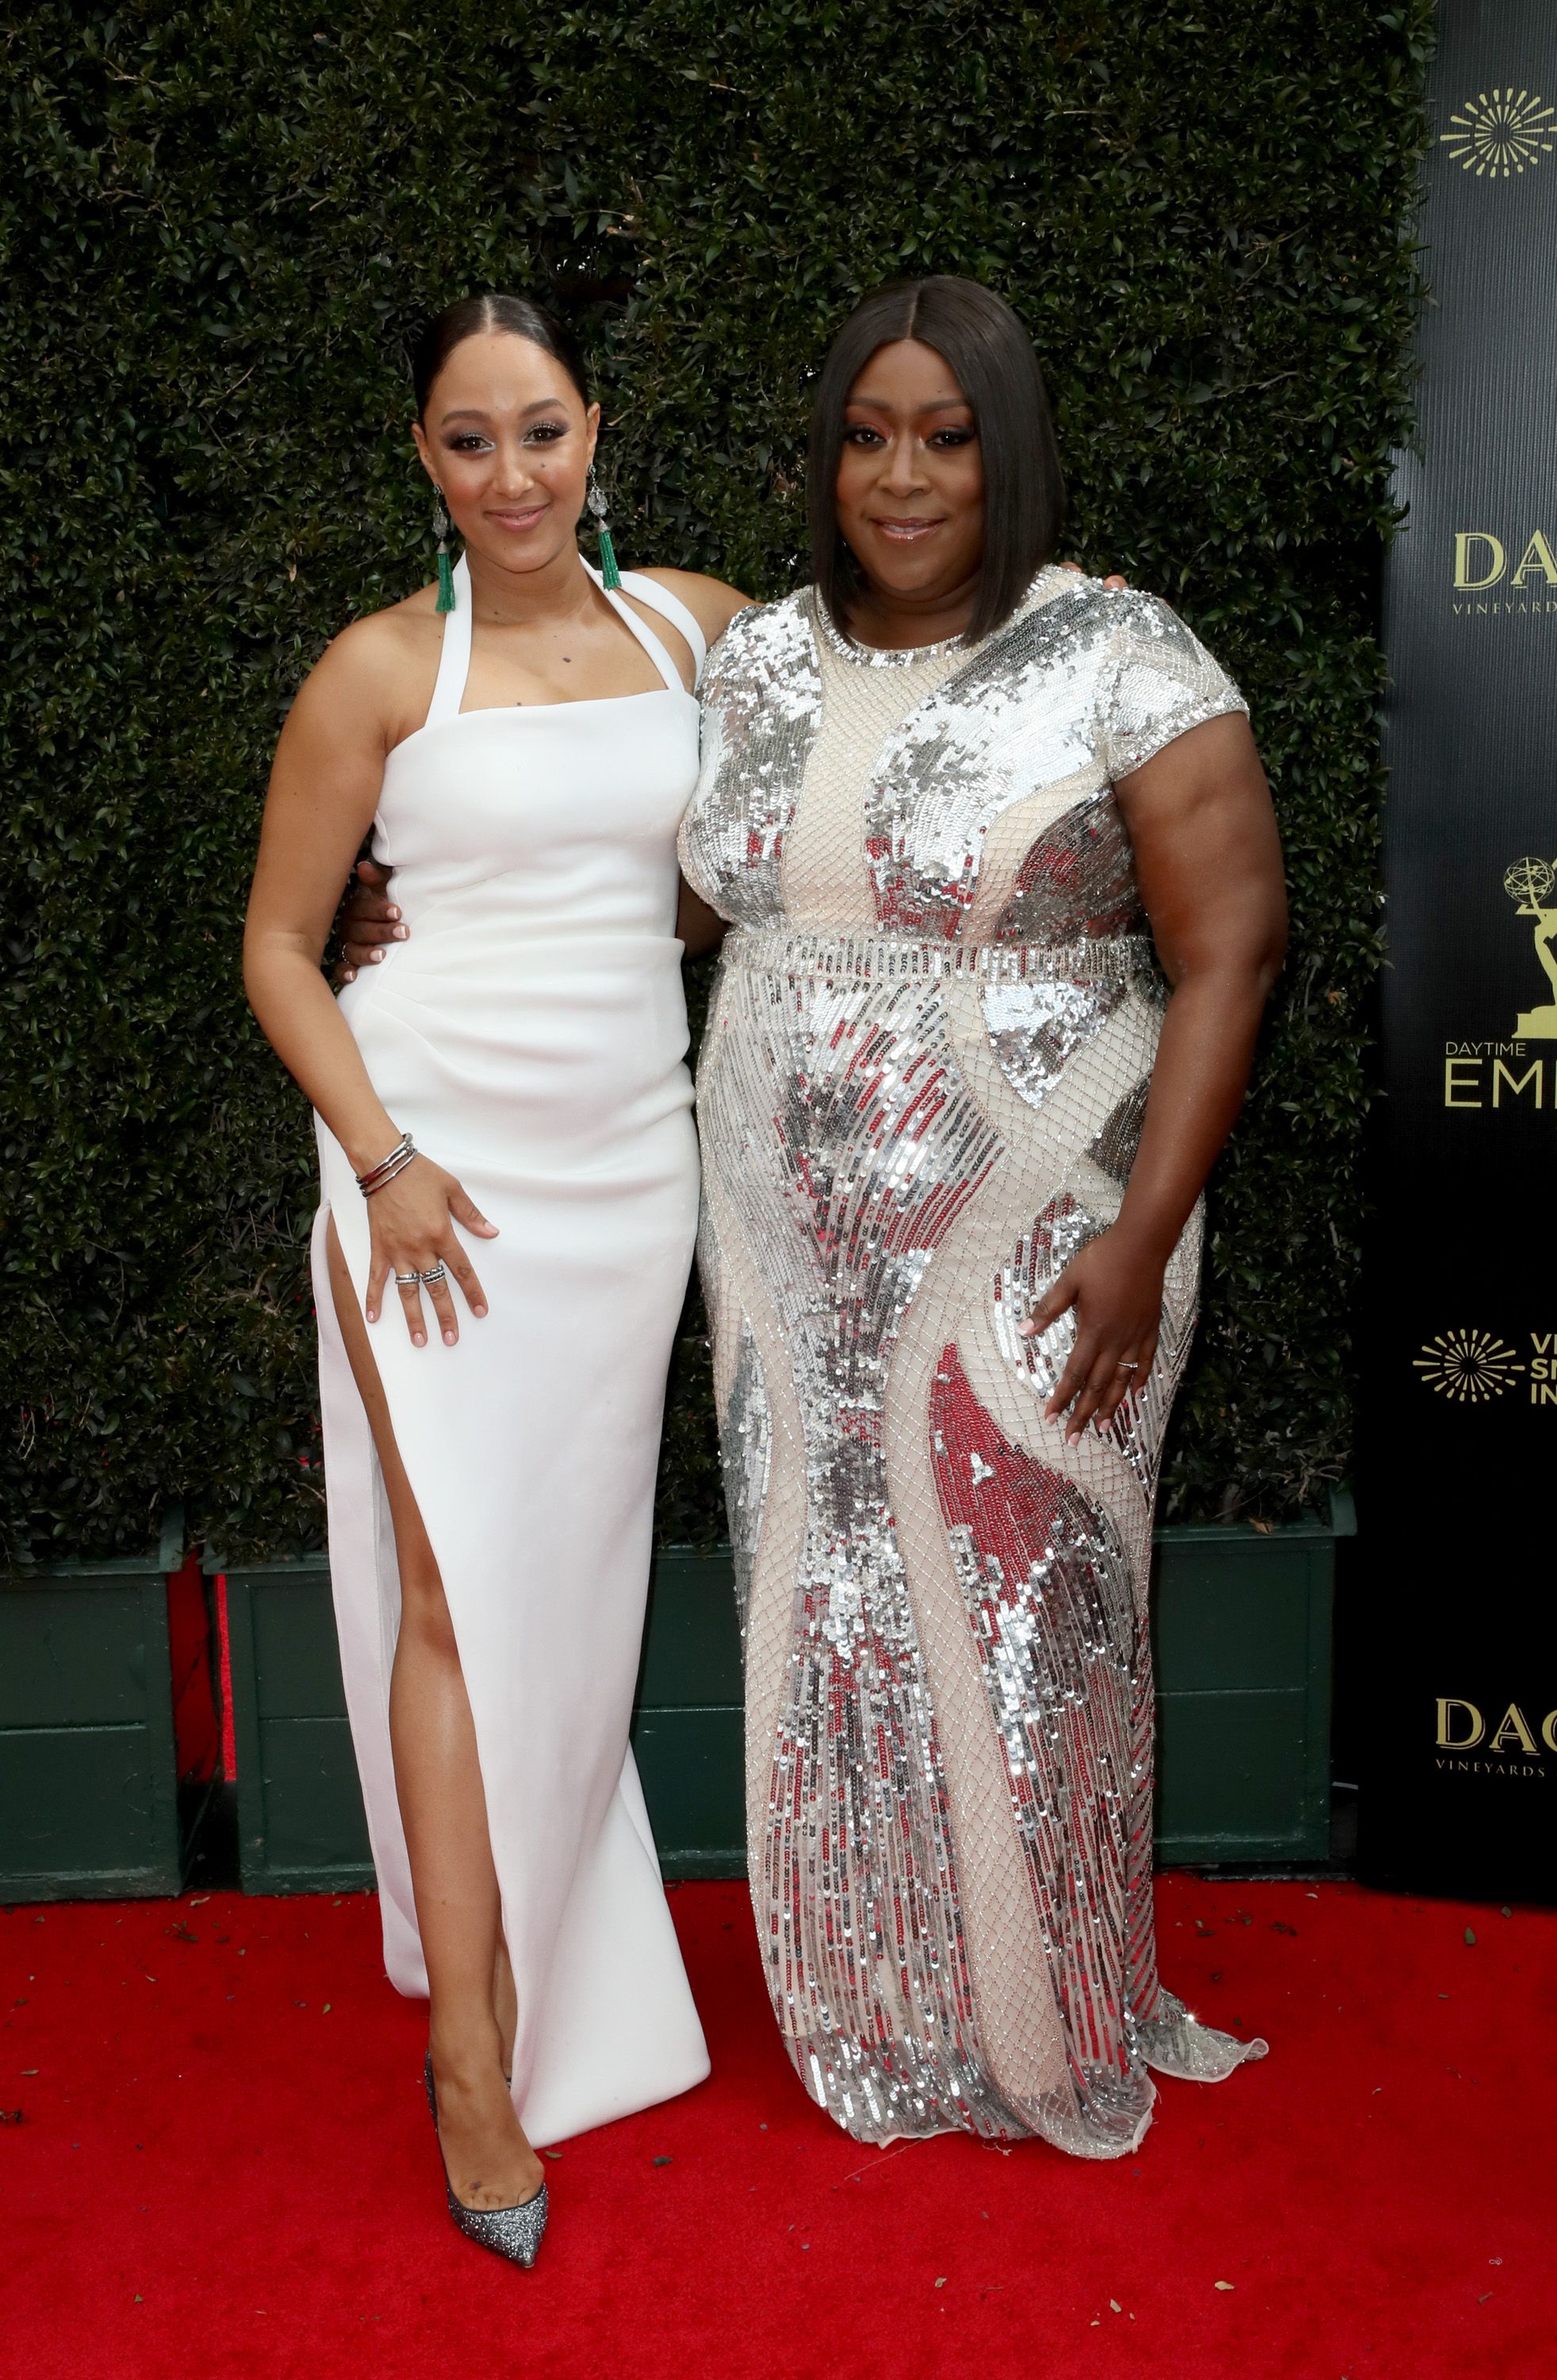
[370,948,384,962]
[1067,1430,1081,1447]
[366,1308,377,1323]
[393,924,408,940]
[443,1330,456,1345]
[473,1303,487,1317]
[388,907,401,920]
[412,1331,426,1346]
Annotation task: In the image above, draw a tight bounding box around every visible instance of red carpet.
[2,1875,1552,2380]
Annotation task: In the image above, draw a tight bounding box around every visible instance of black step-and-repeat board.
[1362,0,1557,1901]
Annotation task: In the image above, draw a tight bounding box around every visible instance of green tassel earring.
[587,474,622,590]
[432,491,455,614]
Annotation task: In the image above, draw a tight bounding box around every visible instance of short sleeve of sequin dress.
[682,572,1267,2160]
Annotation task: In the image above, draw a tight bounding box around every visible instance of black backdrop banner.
[1363,0,1557,1901]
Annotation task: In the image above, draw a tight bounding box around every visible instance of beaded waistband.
[721,927,1152,985]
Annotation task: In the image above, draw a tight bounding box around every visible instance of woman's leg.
[326,1219,543,2209]
[493,1937,519,2082]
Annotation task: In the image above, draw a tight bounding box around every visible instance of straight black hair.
[807,276,1066,644]
[409,293,591,420]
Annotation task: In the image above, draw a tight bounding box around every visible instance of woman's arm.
[677,876,728,958]
[243,622,497,1345]
[245,628,407,1164]
[1023,709,1287,1441]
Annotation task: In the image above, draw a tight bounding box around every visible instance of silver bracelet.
[356,1132,416,1196]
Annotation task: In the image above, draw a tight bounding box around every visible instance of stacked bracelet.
[356,1133,417,1196]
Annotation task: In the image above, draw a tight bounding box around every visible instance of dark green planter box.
[0,1515,186,1902]
[223,1494,1349,1891]
[1152,1489,1352,1865]
[632,1552,746,1879]
[217,1560,374,1894]
[214,1550,739,1892]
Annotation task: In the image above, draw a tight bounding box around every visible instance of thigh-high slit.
[323,1219,507,2029]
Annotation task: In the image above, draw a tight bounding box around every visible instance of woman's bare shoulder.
[319,585,442,679]
[631,566,754,643]
[295,587,443,739]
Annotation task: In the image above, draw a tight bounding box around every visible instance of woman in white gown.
[244,294,747,2263]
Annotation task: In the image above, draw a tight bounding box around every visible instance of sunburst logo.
[1440,89,1555,177]
[1413,1329,1526,1402]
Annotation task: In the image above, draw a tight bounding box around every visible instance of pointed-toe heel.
[423,2052,549,2270]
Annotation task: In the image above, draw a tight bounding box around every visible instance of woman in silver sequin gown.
[677,280,1287,2157]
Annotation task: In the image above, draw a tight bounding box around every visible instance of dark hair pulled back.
[808,275,1065,644]
[410,292,591,420]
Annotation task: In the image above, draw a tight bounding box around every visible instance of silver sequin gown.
[678,569,1267,2157]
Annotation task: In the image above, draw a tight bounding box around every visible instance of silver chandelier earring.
[586,470,621,589]
[432,488,455,613]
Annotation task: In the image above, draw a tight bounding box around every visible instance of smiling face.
[411,328,599,584]
[833,336,985,621]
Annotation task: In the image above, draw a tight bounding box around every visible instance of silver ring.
[393,1271,420,1288]
[418,1264,448,1287]
[1116,1361,1141,1372]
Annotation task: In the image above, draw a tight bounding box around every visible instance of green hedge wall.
[2,1,1432,1558]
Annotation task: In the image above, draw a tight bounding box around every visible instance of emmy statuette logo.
[1504,857,1557,1037]
[1441,853,1557,1110]
[1440,88,1555,176]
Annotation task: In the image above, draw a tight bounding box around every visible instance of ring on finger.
[418,1263,448,1287]
[1115,1360,1141,1372]
[393,1271,420,1288]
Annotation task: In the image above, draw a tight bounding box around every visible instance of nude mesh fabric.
[781,630,964,929]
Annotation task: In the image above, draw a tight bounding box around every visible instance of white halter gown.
[311,555,711,2144]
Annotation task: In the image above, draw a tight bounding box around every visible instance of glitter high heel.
[423,2052,549,2268]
